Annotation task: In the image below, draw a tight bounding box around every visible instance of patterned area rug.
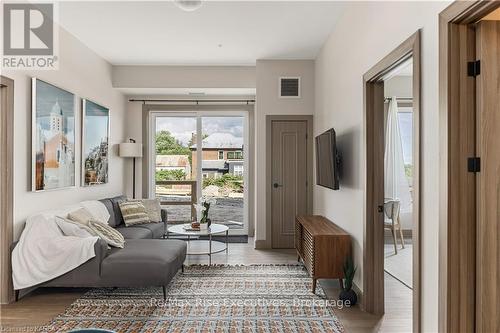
[46,264,345,332]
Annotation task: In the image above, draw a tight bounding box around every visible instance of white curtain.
[385,97,412,213]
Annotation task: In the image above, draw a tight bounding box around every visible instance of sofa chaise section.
[42,238,186,298]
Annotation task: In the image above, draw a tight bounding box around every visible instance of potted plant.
[339,256,357,306]
[193,197,216,230]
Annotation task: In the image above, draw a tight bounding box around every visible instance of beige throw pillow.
[67,208,94,226]
[88,219,125,248]
[119,201,150,226]
[132,198,162,222]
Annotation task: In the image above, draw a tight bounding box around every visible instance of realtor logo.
[2,3,58,70]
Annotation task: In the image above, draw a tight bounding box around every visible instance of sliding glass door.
[150,111,248,235]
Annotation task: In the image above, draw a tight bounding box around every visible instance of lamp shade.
[119,142,142,158]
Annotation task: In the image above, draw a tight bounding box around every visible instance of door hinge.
[305,133,308,140]
[467,157,481,173]
[467,60,481,77]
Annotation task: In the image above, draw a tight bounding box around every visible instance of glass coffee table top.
[167,223,229,236]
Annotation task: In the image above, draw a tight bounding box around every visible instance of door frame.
[265,115,313,249]
[438,2,500,332]
[0,75,14,304]
[363,31,421,332]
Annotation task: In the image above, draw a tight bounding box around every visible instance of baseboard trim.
[254,239,271,249]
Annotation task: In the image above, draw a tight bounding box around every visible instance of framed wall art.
[32,78,76,191]
[81,99,109,186]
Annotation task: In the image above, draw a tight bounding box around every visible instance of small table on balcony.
[167,223,229,265]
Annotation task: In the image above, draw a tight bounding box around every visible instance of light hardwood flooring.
[0,237,412,332]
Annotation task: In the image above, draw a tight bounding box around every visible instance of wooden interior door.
[475,20,500,333]
[271,120,308,248]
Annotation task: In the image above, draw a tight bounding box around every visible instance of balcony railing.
[155,180,197,223]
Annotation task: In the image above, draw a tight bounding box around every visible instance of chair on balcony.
[384,198,404,254]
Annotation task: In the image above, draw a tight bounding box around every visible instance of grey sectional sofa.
[16,195,186,300]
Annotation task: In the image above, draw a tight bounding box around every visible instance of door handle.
[273,183,283,188]
[377,205,384,213]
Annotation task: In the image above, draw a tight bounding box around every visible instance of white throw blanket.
[12,211,99,290]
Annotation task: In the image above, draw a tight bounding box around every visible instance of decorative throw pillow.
[80,200,110,224]
[88,219,125,248]
[55,216,95,238]
[119,201,150,226]
[67,208,94,226]
[132,198,162,222]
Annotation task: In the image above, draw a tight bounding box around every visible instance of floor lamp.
[119,139,143,199]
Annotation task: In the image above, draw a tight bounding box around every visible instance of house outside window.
[227,151,243,160]
[233,165,244,176]
[218,150,224,160]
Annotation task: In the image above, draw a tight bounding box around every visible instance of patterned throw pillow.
[119,201,150,226]
[132,198,162,222]
[88,219,125,248]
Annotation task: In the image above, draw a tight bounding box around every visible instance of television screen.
[315,128,340,190]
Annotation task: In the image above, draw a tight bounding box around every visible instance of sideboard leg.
[312,278,317,294]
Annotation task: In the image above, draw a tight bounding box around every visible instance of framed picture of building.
[32,78,76,192]
[81,99,109,186]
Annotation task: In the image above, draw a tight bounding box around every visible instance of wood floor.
[0,237,412,332]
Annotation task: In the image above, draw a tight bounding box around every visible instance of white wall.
[113,65,256,89]
[3,27,127,239]
[314,1,450,331]
[255,60,314,242]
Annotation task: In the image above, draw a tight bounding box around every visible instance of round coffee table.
[167,223,229,265]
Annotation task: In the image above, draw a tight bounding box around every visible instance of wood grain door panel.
[271,120,308,248]
[475,20,500,333]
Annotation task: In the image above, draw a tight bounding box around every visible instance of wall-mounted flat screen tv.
[315,128,340,190]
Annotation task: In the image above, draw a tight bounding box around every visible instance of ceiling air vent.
[279,77,301,98]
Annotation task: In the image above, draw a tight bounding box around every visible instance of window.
[227,151,243,160]
[233,165,244,176]
[151,113,247,234]
[398,108,413,185]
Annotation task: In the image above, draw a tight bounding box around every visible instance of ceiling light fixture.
[174,0,203,12]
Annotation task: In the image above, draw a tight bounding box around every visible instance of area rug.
[45,264,345,332]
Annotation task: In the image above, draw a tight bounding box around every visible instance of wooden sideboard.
[295,215,351,293]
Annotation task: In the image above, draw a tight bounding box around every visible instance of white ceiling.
[59,1,346,65]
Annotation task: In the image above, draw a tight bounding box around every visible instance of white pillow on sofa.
[55,216,95,238]
[80,200,110,224]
